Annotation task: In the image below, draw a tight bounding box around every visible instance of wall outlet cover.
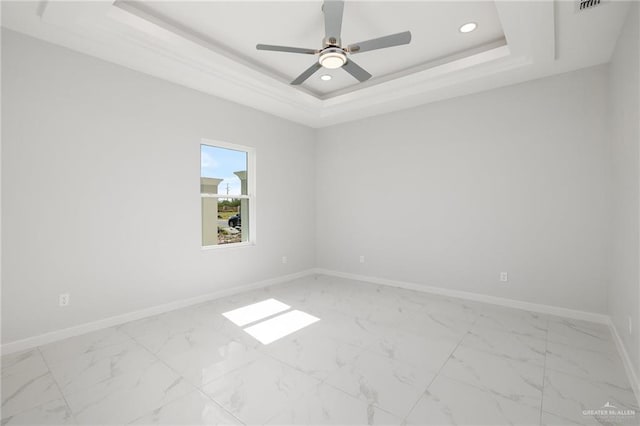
[59,293,70,307]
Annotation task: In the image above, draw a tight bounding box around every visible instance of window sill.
[201,241,256,251]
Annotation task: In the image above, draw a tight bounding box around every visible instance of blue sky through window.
[201,145,247,196]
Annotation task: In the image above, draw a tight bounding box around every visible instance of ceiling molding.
[112,0,318,98]
[1,1,630,128]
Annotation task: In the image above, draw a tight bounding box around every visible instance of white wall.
[1,30,316,344]
[2,22,634,348]
[609,2,640,379]
[316,65,611,314]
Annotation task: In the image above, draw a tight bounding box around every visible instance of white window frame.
[200,138,256,250]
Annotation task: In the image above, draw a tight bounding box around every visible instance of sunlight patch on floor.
[222,299,320,344]
[222,298,290,326]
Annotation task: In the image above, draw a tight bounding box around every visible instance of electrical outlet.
[59,293,70,307]
[629,316,633,335]
[500,272,508,282]
[359,255,365,263]
[281,256,288,264]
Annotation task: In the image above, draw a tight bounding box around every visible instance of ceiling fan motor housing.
[323,36,341,47]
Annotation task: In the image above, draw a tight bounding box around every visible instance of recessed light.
[320,74,332,81]
[459,22,477,33]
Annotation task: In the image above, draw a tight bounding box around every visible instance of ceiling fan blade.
[256,44,318,55]
[342,59,372,82]
[323,1,344,40]
[347,31,412,54]
[291,62,323,85]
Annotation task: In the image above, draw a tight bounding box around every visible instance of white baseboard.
[314,268,610,324]
[0,269,315,356]
[608,318,640,408]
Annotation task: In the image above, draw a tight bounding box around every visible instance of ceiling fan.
[256,1,412,85]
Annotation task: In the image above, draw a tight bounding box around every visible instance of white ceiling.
[1,1,632,128]
[125,1,506,96]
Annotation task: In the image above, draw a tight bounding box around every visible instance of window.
[200,140,255,248]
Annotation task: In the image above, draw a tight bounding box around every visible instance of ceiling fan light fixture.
[257,1,411,85]
[319,49,347,69]
[459,22,477,33]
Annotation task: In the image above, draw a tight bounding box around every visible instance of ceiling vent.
[579,0,603,11]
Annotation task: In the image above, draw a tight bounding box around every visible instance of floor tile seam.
[454,342,546,369]
[164,339,270,390]
[249,351,325,389]
[546,335,615,348]
[539,408,583,425]
[469,324,549,343]
[255,349,321,382]
[109,336,229,425]
[119,384,222,425]
[37,332,140,367]
[154,360,248,426]
[448,346,547,377]
[262,380,328,424]
[547,338,618,355]
[214,353,327,425]
[356,345,449,377]
[400,329,469,424]
[35,346,77,424]
[474,329,549,343]
[217,329,262,350]
[547,337,617,354]
[0,393,73,424]
[541,404,595,425]
[546,318,611,328]
[546,318,612,332]
[117,322,149,342]
[119,320,211,354]
[314,376,408,422]
[123,331,181,357]
[42,339,159,376]
[121,376,203,423]
[149,388,248,426]
[543,361,630,385]
[43,339,178,401]
[546,324,614,338]
[542,364,637,396]
[257,342,366,388]
[434,368,544,405]
[65,375,192,424]
[133,338,194,385]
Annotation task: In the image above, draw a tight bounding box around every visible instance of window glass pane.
[201,197,249,246]
[200,145,248,196]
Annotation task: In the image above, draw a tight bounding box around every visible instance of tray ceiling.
[119,1,506,97]
[1,1,632,127]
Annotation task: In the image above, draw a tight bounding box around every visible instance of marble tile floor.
[1,275,638,425]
